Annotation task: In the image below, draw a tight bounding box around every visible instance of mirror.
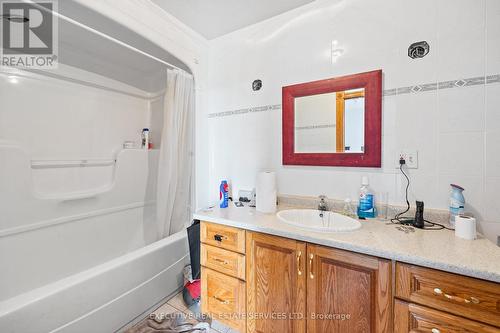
[294,89,365,153]
[282,70,381,167]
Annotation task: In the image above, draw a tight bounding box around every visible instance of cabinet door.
[306,244,392,333]
[246,232,306,333]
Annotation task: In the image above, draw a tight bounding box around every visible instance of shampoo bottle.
[141,128,150,149]
[357,176,376,218]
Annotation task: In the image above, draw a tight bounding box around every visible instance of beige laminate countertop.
[194,205,500,283]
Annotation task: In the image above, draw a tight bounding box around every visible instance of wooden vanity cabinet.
[245,232,391,333]
[306,244,392,333]
[246,231,307,333]
[200,222,500,333]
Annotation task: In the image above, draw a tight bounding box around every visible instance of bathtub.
[0,230,189,333]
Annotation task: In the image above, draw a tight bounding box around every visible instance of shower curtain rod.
[28,0,189,73]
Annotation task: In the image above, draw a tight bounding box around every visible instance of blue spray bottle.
[449,184,465,227]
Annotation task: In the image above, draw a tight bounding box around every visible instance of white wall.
[206,0,500,239]
[0,63,162,298]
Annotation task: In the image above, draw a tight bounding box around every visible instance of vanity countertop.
[194,205,500,283]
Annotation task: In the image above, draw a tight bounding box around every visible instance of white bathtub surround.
[156,69,196,238]
[194,205,500,283]
[70,0,211,210]
[0,141,162,302]
[205,0,500,241]
[0,231,189,333]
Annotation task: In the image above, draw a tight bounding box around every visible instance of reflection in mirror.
[294,88,365,153]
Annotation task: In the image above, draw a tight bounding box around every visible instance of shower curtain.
[156,69,195,238]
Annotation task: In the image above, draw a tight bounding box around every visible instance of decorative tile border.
[487,74,500,84]
[208,104,281,118]
[383,74,498,96]
[438,76,485,90]
[295,124,336,130]
[208,74,500,118]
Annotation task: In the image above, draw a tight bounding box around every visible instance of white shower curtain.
[156,69,195,238]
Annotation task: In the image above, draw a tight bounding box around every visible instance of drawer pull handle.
[213,296,229,305]
[433,288,481,305]
[433,288,443,295]
[309,253,314,279]
[297,251,302,276]
[214,258,229,265]
[464,296,480,304]
[213,234,227,242]
[431,328,440,333]
[469,296,480,304]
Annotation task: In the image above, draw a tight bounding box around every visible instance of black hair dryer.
[414,201,425,228]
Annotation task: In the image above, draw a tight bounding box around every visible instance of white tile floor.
[134,291,238,333]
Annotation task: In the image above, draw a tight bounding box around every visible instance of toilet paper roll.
[455,215,477,240]
[256,171,277,214]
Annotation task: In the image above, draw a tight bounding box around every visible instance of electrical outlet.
[396,150,418,169]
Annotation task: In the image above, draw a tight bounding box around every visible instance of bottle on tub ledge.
[357,176,377,219]
[141,128,153,149]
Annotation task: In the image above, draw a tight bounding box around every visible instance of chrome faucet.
[318,195,328,217]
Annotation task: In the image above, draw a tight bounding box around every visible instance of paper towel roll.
[455,215,477,240]
[256,171,277,213]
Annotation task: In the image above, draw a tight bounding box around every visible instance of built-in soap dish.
[31,158,116,201]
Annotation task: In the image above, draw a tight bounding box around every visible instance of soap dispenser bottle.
[342,198,356,218]
[357,176,376,218]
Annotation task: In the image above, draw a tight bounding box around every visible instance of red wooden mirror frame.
[282,70,382,167]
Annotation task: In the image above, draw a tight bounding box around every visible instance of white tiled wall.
[205,0,500,240]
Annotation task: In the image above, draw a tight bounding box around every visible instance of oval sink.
[277,209,361,232]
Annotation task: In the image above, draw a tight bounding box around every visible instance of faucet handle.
[318,195,328,212]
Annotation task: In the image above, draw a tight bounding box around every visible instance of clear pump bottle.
[342,198,356,218]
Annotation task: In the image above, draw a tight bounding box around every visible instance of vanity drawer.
[201,243,245,280]
[201,222,245,254]
[394,300,499,333]
[396,263,500,327]
[201,267,246,332]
